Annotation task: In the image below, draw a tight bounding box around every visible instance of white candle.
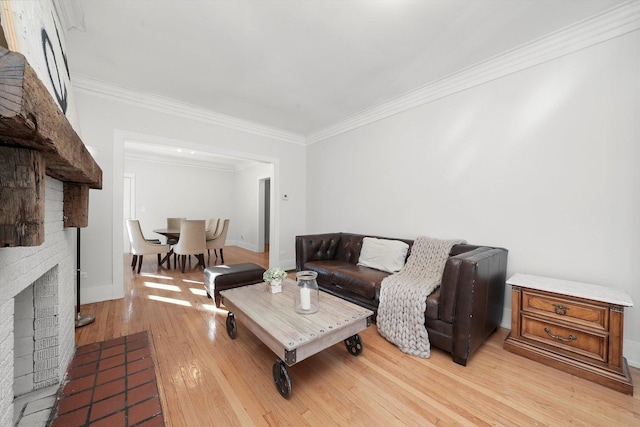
[300,288,311,310]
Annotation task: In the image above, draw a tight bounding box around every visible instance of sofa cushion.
[332,265,391,300]
[357,237,409,273]
[303,260,353,285]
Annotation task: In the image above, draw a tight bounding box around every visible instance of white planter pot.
[269,279,283,294]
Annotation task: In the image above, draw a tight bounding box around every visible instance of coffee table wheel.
[226,313,237,339]
[344,334,363,356]
[272,358,292,398]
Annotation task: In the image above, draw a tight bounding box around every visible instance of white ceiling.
[61,0,625,164]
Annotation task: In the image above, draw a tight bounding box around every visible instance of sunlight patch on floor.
[148,295,192,306]
[140,273,173,280]
[182,278,204,285]
[144,282,182,292]
[200,304,226,313]
[189,288,208,296]
[206,319,218,341]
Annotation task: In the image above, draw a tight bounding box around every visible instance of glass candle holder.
[294,271,319,314]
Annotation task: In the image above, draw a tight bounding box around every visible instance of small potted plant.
[263,267,287,293]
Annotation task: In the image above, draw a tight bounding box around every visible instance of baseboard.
[80,282,124,305]
[280,258,296,272]
[500,307,512,330]
[500,307,639,368]
[624,338,640,368]
[229,240,259,252]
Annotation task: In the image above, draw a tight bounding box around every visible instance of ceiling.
[61,0,625,164]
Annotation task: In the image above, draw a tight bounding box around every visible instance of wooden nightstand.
[503,273,634,395]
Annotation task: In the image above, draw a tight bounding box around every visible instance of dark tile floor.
[48,331,164,427]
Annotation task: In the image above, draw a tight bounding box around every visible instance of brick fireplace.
[0,177,76,426]
[0,23,102,427]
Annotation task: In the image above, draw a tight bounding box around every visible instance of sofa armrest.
[446,247,508,365]
[295,233,343,271]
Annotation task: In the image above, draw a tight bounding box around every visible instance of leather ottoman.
[204,263,266,307]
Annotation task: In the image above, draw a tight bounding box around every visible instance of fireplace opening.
[13,266,60,415]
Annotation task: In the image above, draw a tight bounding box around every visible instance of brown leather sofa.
[296,232,508,365]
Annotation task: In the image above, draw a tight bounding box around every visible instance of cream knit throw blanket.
[377,236,465,358]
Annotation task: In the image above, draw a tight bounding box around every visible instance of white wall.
[234,163,274,253]
[306,31,640,365]
[74,93,306,304]
[123,158,236,241]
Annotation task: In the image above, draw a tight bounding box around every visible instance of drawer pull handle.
[544,327,577,342]
[553,304,569,315]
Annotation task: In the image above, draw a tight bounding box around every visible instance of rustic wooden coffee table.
[220,279,373,398]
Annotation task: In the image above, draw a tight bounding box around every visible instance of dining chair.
[205,218,220,241]
[167,217,185,265]
[126,219,171,273]
[173,219,206,273]
[206,219,229,265]
[130,233,163,268]
[166,217,185,242]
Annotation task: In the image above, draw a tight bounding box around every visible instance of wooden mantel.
[0,46,102,247]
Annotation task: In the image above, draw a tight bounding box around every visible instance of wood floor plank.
[75,246,640,426]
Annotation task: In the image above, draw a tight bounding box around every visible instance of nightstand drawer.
[522,290,607,330]
[521,315,607,363]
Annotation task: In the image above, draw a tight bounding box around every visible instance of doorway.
[112,130,282,296]
[257,177,270,253]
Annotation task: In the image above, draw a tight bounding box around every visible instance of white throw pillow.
[357,237,409,273]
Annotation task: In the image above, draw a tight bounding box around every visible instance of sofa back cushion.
[335,233,366,264]
[296,233,342,263]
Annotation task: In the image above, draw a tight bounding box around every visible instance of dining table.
[153,227,210,240]
[153,227,209,270]
[152,228,181,241]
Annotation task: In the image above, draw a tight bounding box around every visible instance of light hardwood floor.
[75,246,640,426]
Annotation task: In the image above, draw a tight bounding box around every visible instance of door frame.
[123,173,136,253]
[257,176,271,253]
[112,130,281,297]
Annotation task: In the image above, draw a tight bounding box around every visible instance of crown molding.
[306,1,640,145]
[52,0,85,31]
[71,74,306,145]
